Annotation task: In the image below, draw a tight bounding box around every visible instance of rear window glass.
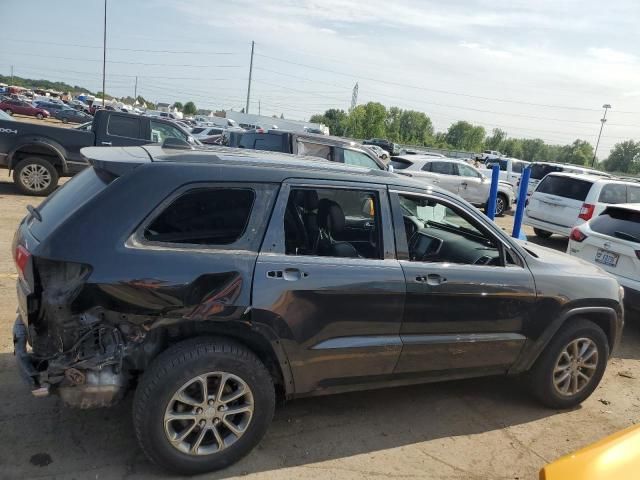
[144,188,255,245]
[486,159,507,171]
[536,175,593,201]
[598,184,628,204]
[191,127,205,134]
[530,163,562,180]
[240,134,283,152]
[628,185,640,203]
[29,168,113,241]
[590,208,640,243]
[107,115,141,138]
[390,158,412,170]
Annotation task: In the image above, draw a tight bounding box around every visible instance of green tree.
[520,138,545,162]
[398,110,433,145]
[556,140,594,166]
[485,128,507,151]
[385,106,402,142]
[172,102,183,112]
[313,109,348,136]
[445,121,485,151]
[501,138,523,158]
[183,101,197,116]
[604,140,640,173]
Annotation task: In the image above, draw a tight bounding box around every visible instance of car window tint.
[144,188,255,245]
[627,185,640,203]
[530,164,562,180]
[457,163,480,178]
[391,158,413,170]
[297,140,331,159]
[590,207,640,243]
[430,162,454,175]
[398,194,503,265]
[107,115,141,138]
[150,120,186,143]
[536,176,593,201]
[512,162,523,174]
[343,150,380,169]
[284,187,381,259]
[598,184,628,204]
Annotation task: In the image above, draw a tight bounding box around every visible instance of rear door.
[99,113,149,147]
[526,175,594,228]
[428,161,461,194]
[252,179,405,395]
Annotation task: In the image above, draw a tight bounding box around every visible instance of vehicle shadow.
[0,355,562,479]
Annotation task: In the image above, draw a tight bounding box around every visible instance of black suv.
[13,144,623,474]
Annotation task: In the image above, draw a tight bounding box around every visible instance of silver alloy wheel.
[19,164,52,192]
[164,372,254,456]
[553,337,599,396]
[496,196,505,216]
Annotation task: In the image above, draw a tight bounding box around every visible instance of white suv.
[567,204,640,312]
[524,172,640,238]
[484,157,530,188]
[527,162,612,195]
[391,156,515,215]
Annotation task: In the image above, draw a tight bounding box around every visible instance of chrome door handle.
[267,268,308,281]
[101,141,112,146]
[427,274,446,285]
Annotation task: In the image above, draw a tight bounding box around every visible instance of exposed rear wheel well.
[11,145,63,174]
[148,322,288,400]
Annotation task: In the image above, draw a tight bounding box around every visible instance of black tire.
[62,117,68,124]
[495,193,508,216]
[13,157,59,196]
[528,318,609,409]
[4,109,12,116]
[534,228,553,239]
[36,113,44,120]
[133,337,275,475]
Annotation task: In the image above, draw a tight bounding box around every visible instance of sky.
[2,0,640,156]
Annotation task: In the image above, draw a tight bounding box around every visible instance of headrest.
[293,190,319,210]
[318,199,345,233]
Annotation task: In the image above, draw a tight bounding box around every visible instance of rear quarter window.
[144,188,255,245]
[107,115,141,138]
[390,159,413,170]
[530,164,562,180]
[590,208,640,243]
[598,184,628,204]
[536,176,593,201]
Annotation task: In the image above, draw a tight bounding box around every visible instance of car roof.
[393,155,466,164]
[605,203,640,212]
[83,145,448,193]
[545,171,635,185]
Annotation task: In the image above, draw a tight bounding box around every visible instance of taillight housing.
[14,245,31,278]
[578,203,595,221]
[570,227,587,242]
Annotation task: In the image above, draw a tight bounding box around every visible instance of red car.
[0,99,50,119]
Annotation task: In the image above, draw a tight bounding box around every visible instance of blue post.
[486,164,500,220]
[512,165,531,240]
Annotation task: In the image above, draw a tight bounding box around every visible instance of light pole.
[592,103,611,167]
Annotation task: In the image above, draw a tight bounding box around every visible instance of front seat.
[316,199,359,258]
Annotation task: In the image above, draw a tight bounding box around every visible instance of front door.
[252,180,406,395]
[456,163,487,204]
[389,190,536,376]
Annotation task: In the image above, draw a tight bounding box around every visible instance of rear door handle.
[267,268,308,281]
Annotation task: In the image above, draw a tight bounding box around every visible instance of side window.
[297,140,331,159]
[397,194,508,266]
[284,187,381,259]
[457,163,481,178]
[144,188,255,245]
[421,162,432,172]
[430,162,454,175]
[107,115,141,138]
[150,120,187,143]
[598,184,627,204]
[512,162,523,174]
[628,185,640,203]
[342,149,380,169]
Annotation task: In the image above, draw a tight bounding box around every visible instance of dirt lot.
[0,174,638,480]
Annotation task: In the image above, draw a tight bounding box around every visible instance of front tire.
[534,228,553,239]
[5,109,12,115]
[62,117,68,124]
[36,113,44,120]
[13,157,59,196]
[495,193,508,216]
[528,319,608,409]
[133,337,275,475]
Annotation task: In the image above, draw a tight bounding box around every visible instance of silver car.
[391,155,515,215]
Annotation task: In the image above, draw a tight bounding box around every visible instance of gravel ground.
[0,152,638,480]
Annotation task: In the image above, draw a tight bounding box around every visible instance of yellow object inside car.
[540,425,640,480]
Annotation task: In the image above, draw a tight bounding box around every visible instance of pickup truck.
[0,110,195,195]
[238,129,390,171]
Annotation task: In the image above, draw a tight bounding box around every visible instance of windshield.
[400,196,483,237]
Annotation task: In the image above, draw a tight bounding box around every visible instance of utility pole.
[102,0,107,107]
[245,41,254,114]
[592,103,611,167]
[10,65,13,85]
[134,76,137,102]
